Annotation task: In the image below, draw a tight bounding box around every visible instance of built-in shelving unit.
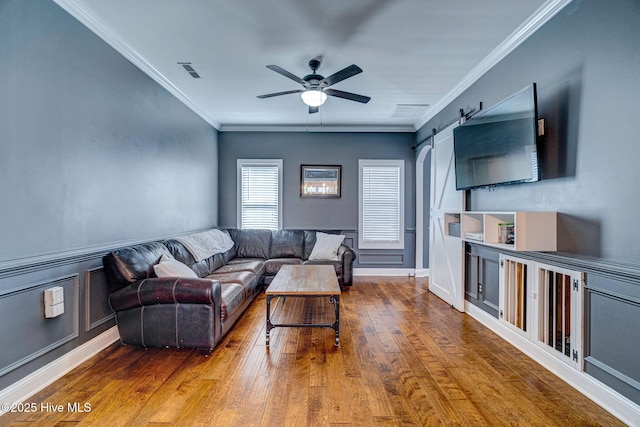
[447,211,557,252]
[456,208,640,422]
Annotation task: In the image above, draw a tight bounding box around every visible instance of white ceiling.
[54,0,568,132]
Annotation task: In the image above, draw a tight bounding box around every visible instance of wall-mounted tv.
[453,83,539,190]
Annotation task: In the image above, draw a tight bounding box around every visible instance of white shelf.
[444,213,462,238]
[453,211,557,252]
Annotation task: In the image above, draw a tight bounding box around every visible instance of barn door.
[428,122,465,311]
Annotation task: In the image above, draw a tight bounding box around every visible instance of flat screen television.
[453,83,539,190]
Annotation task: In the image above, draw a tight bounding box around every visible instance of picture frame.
[300,165,341,198]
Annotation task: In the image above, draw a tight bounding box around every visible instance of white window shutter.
[238,160,282,230]
[359,160,404,249]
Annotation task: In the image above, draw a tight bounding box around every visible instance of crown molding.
[52,0,221,130]
[414,0,573,131]
[219,124,415,133]
[54,0,571,134]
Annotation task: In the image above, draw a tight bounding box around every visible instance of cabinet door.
[465,252,479,300]
[480,257,500,317]
[465,244,500,319]
[535,263,582,370]
[499,254,534,338]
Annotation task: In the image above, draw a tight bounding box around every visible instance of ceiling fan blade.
[320,64,362,87]
[257,89,304,99]
[266,65,308,86]
[325,89,371,104]
[309,106,319,114]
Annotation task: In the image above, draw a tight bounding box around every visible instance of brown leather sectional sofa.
[102,229,356,353]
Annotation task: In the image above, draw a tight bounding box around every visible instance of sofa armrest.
[338,244,356,286]
[109,277,221,312]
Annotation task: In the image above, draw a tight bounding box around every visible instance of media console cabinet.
[442,210,640,422]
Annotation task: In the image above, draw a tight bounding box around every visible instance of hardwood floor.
[1,277,624,426]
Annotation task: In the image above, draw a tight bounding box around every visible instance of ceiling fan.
[257,58,371,114]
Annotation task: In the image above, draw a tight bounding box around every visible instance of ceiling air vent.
[389,104,430,119]
[178,62,200,78]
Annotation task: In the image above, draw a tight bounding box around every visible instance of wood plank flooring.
[0,277,624,426]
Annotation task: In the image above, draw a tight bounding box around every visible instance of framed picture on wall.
[300,165,341,198]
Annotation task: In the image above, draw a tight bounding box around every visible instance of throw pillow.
[153,254,198,278]
[308,232,345,261]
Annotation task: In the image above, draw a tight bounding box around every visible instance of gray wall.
[417,0,640,264]
[416,0,640,405]
[218,131,416,268]
[0,0,218,391]
[1,1,219,261]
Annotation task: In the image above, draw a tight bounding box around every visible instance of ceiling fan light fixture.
[259,60,368,113]
[300,89,327,107]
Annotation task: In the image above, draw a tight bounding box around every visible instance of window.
[237,159,282,230]
[358,159,404,249]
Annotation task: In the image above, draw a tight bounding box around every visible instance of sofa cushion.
[191,253,226,278]
[206,271,256,288]
[215,260,265,276]
[303,231,317,260]
[309,232,345,261]
[103,242,172,293]
[220,283,244,322]
[264,258,303,276]
[153,255,198,278]
[163,239,196,265]
[228,229,271,259]
[270,230,304,259]
[222,245,237,263]
[228,257,264,265]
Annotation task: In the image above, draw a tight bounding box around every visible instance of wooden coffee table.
[265,265,341,346]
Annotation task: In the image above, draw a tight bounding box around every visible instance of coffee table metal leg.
[330,295,340,346]
[266,295,274,345]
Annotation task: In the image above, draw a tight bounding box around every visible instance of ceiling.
[54,0,567,132]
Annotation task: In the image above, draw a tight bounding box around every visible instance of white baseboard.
[414,268,429,277]
[465,303,640,426]
[0,326,120,414]
[354,268,417,277]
